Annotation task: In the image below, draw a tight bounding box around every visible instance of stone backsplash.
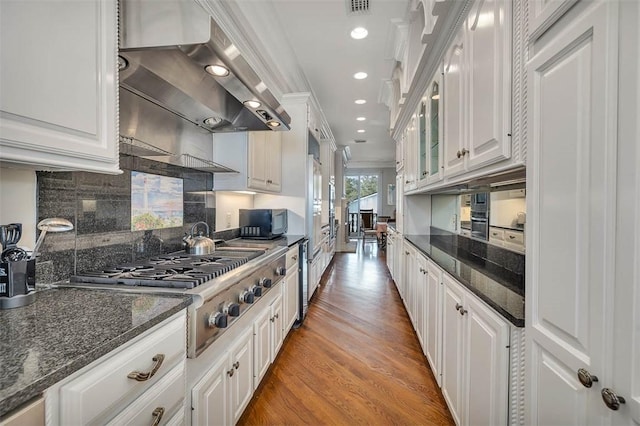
[36,155,237,283]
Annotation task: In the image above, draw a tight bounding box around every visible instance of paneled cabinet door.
[270,292,284,361]
[253,307,272,390]
[441,274,465,426]
[230,329,254,423]
[248,132,268,189]
[464,295,509,426]
[526,2,618,425]
[443,28,466,178]
[415,254,428,351]
[284,269,299,334]
[425,260,443,387]
[191,355,229,426]
[265,132,282,191]
[0,0,119,173]
[465,0,511,171]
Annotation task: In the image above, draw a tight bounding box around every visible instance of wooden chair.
[359,210,377,249]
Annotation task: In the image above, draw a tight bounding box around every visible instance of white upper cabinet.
[0,0,119,173]
[443,0,512,180]
[529,0,579,42]
[213,131,282,193]
[465,0,512,171]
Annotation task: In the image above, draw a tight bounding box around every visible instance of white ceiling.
[238,0,411,168]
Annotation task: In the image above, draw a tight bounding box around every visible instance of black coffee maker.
[0,223,36,309]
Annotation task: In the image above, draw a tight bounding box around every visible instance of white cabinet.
[395,133,405,171]
[443,0,511,179]
[0,0,119,173]
[46,311,186,425]
[417,71,444,188]
[395,173,404,234]
[386,228,396,279]
[526,1,638,424]
[213,131,282,193]
[192,326,253,426]
[269,292,284,361]
[284,245,299,334]
[441,274,509,426]
[252,290,283,389]
[403,116,418,191]
[425,258,443,387]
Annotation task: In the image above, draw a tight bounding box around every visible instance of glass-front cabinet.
[417,71,444,188]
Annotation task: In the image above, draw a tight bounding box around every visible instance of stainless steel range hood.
[118,0,290,133]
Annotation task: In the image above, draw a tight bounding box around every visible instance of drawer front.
[59,313,186,425]
[286,245,298,270]
[106,362,185,426]
[460,229,471,237]
[504,229,524,244]
[489,227,505,241]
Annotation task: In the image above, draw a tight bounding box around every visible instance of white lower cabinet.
[424,258,443,387]
[284,245,299,334]
[441,273,510,426]
[46,311,187,425]
[191,326,253,426]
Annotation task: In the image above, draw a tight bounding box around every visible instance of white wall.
[431,194,458,232]
[214,192,254,231]
[490,189,526,228]
[0,167,37,248]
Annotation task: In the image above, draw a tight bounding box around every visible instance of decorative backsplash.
[36,155,237,283]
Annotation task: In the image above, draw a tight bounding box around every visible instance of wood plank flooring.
[238,243,454,425]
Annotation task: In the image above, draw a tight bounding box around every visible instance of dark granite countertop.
[0,288,192,417]
[405,235,524,327]
[283,235,306,247]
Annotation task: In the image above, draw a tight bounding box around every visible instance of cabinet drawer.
[489,227,505,242]
[58,313,186,425]
[106,362,185,426]
[504,229,524,245]
[460,229,471,237]
[286,246,298,270]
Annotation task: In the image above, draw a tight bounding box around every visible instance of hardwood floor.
[238,243,454,426]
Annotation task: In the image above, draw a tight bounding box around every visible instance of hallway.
[238,244,454,425]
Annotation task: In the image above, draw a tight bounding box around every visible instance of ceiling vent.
[347,0,370,15]
[354,139,367,143]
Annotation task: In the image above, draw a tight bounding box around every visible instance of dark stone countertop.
[283,235,306,247]
[405,235,524,327]
[0,288,192,417]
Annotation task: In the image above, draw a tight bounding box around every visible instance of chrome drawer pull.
[151,407,165,426]
[127,354,165,382]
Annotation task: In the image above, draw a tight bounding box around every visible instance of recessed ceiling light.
[243,100,261,109]
[205,64,230,77]
[357,129,366,133]
[267,120,281,128]
[353,72,368,80]
[356,117,366,121]
[355,99,367,105]
[350,27,368,40]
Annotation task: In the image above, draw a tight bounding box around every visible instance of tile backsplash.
[36,155,233,283]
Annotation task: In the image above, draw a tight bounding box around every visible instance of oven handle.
[470,217,488,222]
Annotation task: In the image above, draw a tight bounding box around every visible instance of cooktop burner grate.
[70,248,265,289]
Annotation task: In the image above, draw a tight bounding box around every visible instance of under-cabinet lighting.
[267,120,281,128]
[243,100,261,109]
[205,65,230,77]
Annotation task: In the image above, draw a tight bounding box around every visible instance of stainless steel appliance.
[68,246,288,357]
[239,209,288,239]
[470,192,489,240]
[297,238,309,324]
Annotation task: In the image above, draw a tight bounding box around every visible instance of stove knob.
[240,290,255,304]
[251,285,263,297]
[226,303,240,317]
[276,266,286,276]
[260,277,272,288]
[208,312,227,328]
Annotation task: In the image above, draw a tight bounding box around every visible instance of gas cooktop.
[70,249,265,289]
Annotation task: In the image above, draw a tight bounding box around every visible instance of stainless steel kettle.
[183,222,215,255]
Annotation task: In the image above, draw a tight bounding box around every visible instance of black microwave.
[239,209,288,239]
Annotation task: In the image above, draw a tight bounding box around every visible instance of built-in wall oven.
[470,192,489,240]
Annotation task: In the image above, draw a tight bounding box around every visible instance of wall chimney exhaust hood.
[119,0,290,133]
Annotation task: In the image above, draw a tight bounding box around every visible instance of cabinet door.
[464,296,509,426]
[443,29,466,178]
[191,355,229,426]
[230,328,254,423]
[248,132,267,190]
[529,0,578,42]
[265,132,282,191]
[396,133,404,171]
[270,292,284,361]
[404,119,417,191]
[253,307,271,390]
[427,73,443,184]
[418,99,429,185]
[425,260,442,386]
[284,269,299,334]
[441,274,465,426]
[395,174,404,234]
[526,2,618,425]
[415,254,427,352]
[465,0,511,171]
[0,0,118,173]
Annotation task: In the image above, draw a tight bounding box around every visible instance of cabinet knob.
[405,180,410,184]
[509,235,516,239]
[457,150,462,158]
[601,388,626,410]
[127,354,165,381]
[233,361,240,369]
[227,368,234,377]
[292,255,298,261]
[577,368,598,388]
[455,303,462,311]
[462,148,469,156]
[151,407,165,426]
